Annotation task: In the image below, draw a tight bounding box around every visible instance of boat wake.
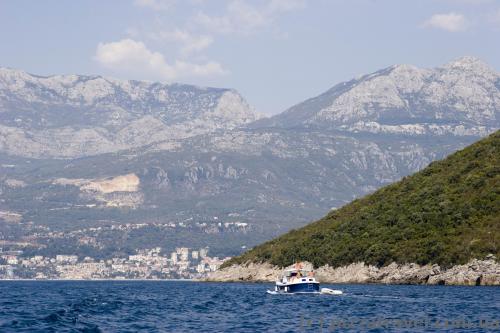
[320,288,343,295]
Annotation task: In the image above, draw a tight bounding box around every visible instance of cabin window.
[302,278,306,281]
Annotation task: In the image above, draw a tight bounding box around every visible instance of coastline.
[204,258,500,286]
[2,258,498,285]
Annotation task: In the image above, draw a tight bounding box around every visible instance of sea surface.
[0,281,498,332]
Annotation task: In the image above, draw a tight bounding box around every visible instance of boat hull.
[276,282,320,294]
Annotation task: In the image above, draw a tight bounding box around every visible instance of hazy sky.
[0,0,498,115]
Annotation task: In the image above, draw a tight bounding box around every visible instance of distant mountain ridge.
[0,67,258,158]
[256,56,498,137]
[0,57,498,259]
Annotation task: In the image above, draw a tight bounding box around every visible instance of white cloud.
[134,0,176,11]
[94,39,226,81]
[193,0,306,35]
[422,12,468,32]
[149,29,213,55]
[194,1,268,35]
[120,0,307,81]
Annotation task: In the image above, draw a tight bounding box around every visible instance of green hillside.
[224,131,500,269]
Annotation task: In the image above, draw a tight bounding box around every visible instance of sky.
[0,0,498,115]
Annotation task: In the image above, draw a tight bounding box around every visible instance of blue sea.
[0,281,498,332]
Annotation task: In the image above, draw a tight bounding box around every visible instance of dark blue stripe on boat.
[277,282,320,293]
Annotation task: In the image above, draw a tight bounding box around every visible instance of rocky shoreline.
[205,257,500,286]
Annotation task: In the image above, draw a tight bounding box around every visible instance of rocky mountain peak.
[258,57,499,136]
[0,67,258,158]
[443,56,493,73]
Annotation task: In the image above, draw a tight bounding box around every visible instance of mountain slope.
[0,67,257,158]
[224,131,500,268]
[255,56,499,137]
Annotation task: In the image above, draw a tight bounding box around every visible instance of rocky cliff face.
[205,257,500,286]
[0,57,498,258]
[258,56,499,137]
[0,68,257,158]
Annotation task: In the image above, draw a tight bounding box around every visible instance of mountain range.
[0,56,498,258]
[0,67,257,158]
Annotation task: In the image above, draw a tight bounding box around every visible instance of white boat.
[267,263,342,295]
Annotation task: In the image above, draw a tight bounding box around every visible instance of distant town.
[0,247,229,280]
